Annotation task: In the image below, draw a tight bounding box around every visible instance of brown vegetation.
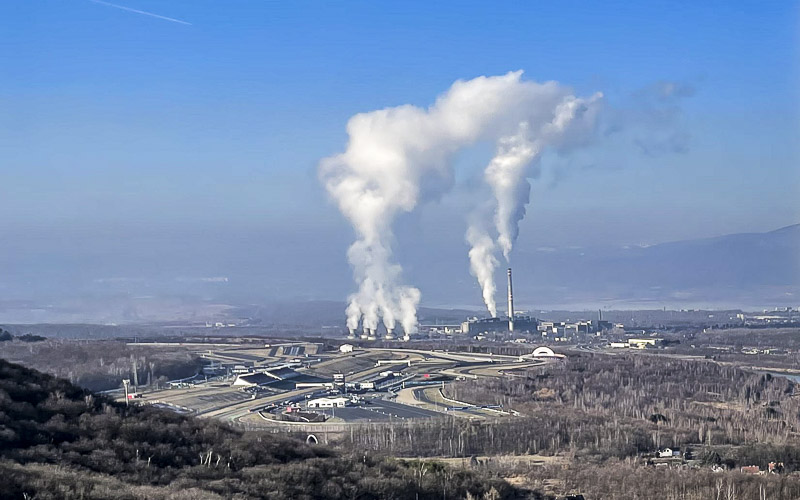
[336,355,800,461]
[328,353,800,498]
[0,358,523,499]
[0,339,203,391]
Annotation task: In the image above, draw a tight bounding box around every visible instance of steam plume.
[320,71,602,332]
[466,223,498,317]
[485,123,538,261]
[468,92,603,314]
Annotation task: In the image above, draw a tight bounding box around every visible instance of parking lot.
[309,398,442,422]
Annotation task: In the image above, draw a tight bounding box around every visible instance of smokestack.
[507,268,515,332]
[384,328,394,340]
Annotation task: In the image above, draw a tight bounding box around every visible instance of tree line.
[0,339,203,391]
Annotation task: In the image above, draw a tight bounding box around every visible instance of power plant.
[345,267,541,339]
[461,267,538,335]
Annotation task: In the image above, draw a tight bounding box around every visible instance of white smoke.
[469,92,604,314]
[466,224,499,317]
[397,286,421,334]
[485,123,538,261]
[320,71,603,332]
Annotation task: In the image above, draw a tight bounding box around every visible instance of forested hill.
[0,359,521,500]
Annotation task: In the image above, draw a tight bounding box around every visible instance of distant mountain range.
[501,223,800,311]
[0,224,797,324]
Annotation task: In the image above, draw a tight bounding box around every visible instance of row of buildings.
[460,316,615,337]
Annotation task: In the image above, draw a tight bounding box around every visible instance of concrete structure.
[233,373,275,387]
[232,366,299,387]
[507,268,515,332]
[531,346,561,358]
[295,382,336,390]
[339,344,354,353]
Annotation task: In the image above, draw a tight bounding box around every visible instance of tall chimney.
[507,268,515,332]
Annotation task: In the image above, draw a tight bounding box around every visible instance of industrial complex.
[343,267,612,340]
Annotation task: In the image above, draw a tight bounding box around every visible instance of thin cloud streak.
[88,0,191,25]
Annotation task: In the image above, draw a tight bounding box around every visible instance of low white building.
[307,396,349,408]
[532,346,554,357]
[657,448,680,458]
[339,344,354,353]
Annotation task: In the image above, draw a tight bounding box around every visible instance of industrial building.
[461,315,539,334]
[307,396,350,408]
[537,317,611,339]
[461,268,539,334]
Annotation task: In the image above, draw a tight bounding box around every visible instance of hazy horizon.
[2,2,798,325]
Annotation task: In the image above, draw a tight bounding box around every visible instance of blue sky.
[0,1,797,310]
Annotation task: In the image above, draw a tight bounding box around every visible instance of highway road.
[440,358,548,379]
[367,347,522,364]
[409,386,497,418]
